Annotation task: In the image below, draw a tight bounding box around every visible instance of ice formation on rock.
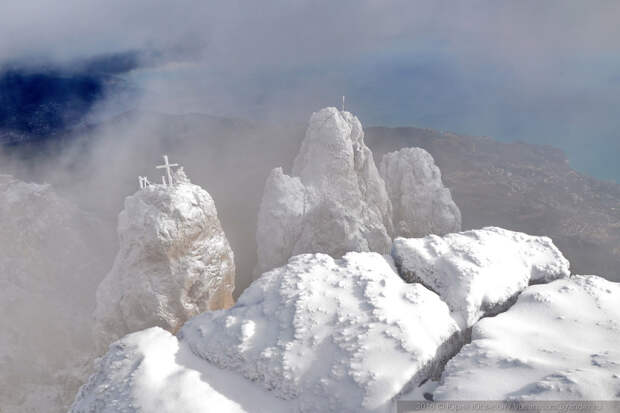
[93,169,235,351]
[379,147,461,237]
[73,252,461,413]
[432,275,620,400]
[0,175,111,413]
[256,107,393,274]
[392,227,570,328]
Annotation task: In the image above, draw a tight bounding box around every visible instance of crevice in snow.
[406,279,548,402]
[395,327,469,402]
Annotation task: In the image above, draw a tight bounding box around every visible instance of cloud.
[1,0,619,180]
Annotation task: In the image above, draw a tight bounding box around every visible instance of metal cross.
[156,154,179,186]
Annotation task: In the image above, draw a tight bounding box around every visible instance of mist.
[1,0,619,293]
[1,2,620,411]
[1,0,619,300]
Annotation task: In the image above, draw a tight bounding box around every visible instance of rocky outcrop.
[256,107,393,274]
[0,175,111,413]
[431,275,620,400]
[93,169,235,351]
[392,227,570,328]
[73,226,604,411]
[379,147,461,237]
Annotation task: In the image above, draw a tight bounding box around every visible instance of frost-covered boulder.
[431,275,620,400]
[256,107,393,274]
[380,147,461,237]
[181,252,460,413]
[0,175,111,413]
[93,169,235,351]
[392,227,570,328]
[75,252,462,413]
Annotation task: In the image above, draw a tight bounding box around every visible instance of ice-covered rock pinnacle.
[93,172,235,351]
[256,107,393,274]
[380,147,461,237]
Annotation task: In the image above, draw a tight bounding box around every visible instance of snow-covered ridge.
[93,168,236,351]
[71,225,591,412]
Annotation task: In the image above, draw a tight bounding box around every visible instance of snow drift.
[93,168,235,351]
[392,227,570,328]
[432,275,620,400]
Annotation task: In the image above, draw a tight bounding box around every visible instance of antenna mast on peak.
[341,95,345,112]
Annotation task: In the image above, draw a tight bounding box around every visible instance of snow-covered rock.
[432,275,620,400]
[93,169,235,351]
[74,252,462,413]
[379,147,461,237]
[255,107,393,274]
[70,327,293,413]
[0,174,111,413]
[392,227,570,328]
[182,252,460,412]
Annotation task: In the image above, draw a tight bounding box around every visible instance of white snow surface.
[93,169,235,351]
[392,227,570,328]
[432,275,620,400]
[70,327,293,413]
[0,174,111,413]
[256,107,393,274]
[380,147,461,237]
[73,252,461,413]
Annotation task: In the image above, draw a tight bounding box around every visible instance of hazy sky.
[1,0,619,182]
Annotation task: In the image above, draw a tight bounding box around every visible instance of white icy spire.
[255,107,393,274]
[93,175,235,351]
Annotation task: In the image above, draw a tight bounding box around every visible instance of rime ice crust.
[379,147,461,237]
[392,227,570,328]
[182,252,460,413]
[93,174,235,350]
[74,253,461,413]
[256,107,393,274]
[432,275,620,400]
